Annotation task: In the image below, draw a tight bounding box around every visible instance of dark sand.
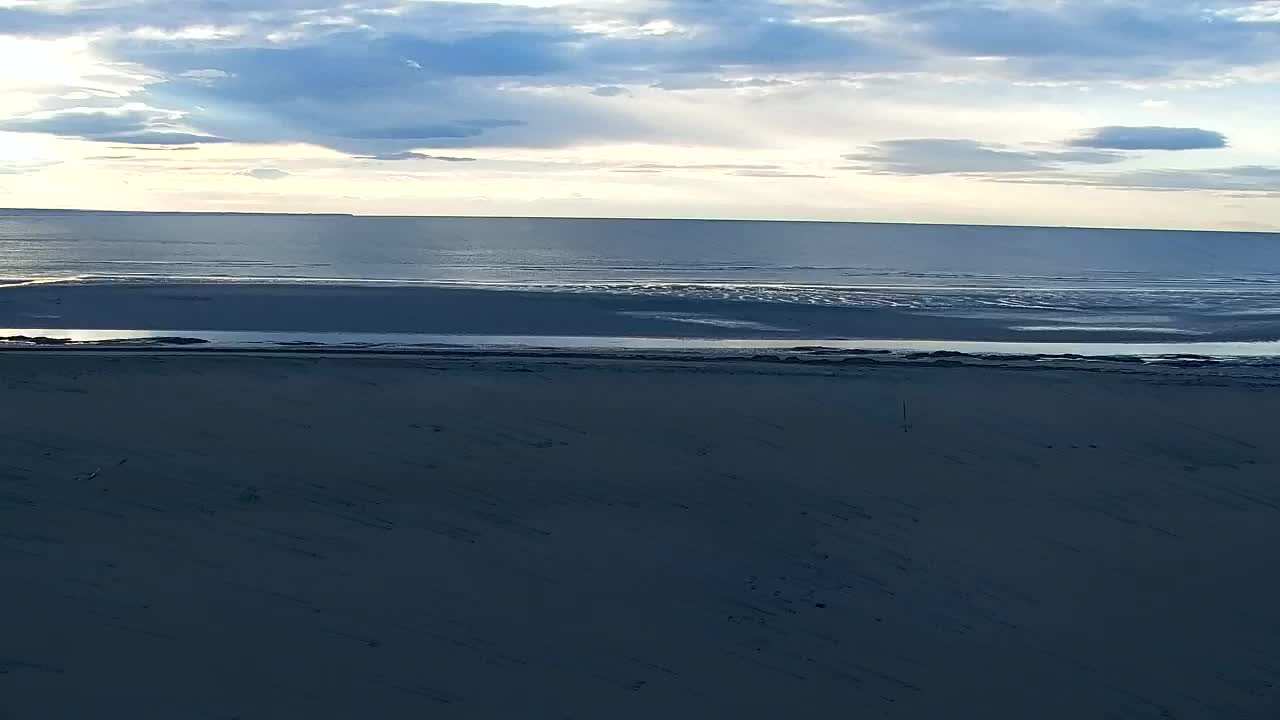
[3,352,1280,718]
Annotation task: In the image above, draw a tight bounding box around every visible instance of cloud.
[1008,165,1280,194]
[179,68,234,85]
[357,152,478,162]
[651,77,794,91]
[843,139,1127,175]
[612,162,830,177]
[87,26,678,152]
[672,19,899,72]
[624,163,783,171]
[0,0,1277,164]
[0,160,61,175]
[97,131,230,145]
[0,107,229,145]
[843,135,1278,196]
[346,120,525,141]
[843,132,1261,199]
[0,0,398,38]
[899,1,1280,79]
[239,168,290,180]
[113,30,580,104]
[0,1,902,154]
[731,169,826,178]
[110,146,200,152]
[591,85,629,97]
[1069,126,1228,151]
[1,108,170,137]
[5,1,1280,82]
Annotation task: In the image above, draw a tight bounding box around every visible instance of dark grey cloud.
[1069,126,1228,151]
[843,139,1127,175]
[239,168,291,180]
[357,152,478,162]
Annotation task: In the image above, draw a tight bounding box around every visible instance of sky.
[0,0,1278,229]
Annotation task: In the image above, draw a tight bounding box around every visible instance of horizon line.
[0,207,1276,236]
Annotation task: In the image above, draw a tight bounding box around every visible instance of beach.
[3,350,1279,718]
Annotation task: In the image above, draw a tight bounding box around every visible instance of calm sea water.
[4,210,1280,348]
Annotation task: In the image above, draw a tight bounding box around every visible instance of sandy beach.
[3,351,1280,718]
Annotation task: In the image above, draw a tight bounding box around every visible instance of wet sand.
[6,280,1280,343]
[2,352,1280,718]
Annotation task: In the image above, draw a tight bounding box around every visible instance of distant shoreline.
[2,206,1275,234]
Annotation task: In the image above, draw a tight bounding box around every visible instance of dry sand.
[2,351,1279,718]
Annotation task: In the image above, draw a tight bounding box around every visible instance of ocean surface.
[4,209,1280,354]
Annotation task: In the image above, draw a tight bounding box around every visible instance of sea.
[4,209,1280,357]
